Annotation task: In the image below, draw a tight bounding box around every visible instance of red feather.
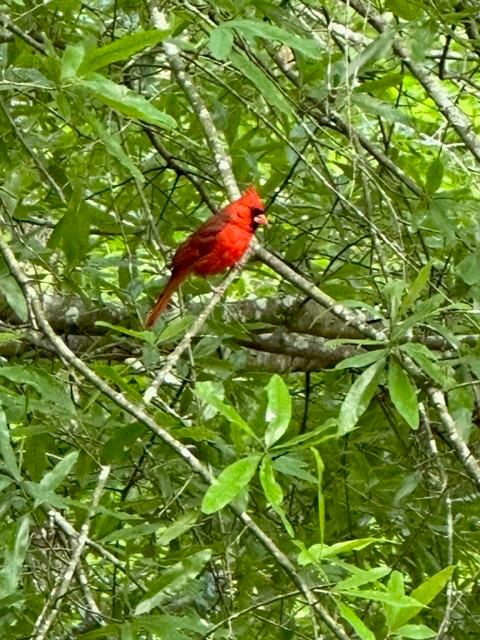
[146,187,267,327]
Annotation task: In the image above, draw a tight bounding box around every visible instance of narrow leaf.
[0,516,30,597]
[224,19,322,58]
[425,157,444,195]
[265,374,292,447]
[299,537,384,563]
[259,456,283,506]
[394,624,436,639]
[209,27,234,59]
[388,357,419,429]
[230,52,292,115]
[79,73,176,129]
[348,30,393,78]
[335,566,391,591]
[260,456,294,537]
[401,342,453,387]
[84,112,144,182]
[311,447,325,543]
[0,275,28,321]
[49,207,91,267]
[457,253,480,286]
[79,29,169,74]
[399,262,433,315]
[196,386,256,439]
[352,93,412,127]
[201,455,261,514]
[0,408,20,481]
[134,550,211,615]
[335,348,386,370]
[338,358,385,435]
[40,451,79,491]
[61,44,84,80]
[411,565,455,605]
[157,511,199,546]
[338,602,375,640]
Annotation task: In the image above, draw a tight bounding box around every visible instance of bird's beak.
[253,213,268,225]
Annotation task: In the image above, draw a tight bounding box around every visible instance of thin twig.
[32,465,111,640]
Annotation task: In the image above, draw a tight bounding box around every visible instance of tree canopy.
[1,1,480,638]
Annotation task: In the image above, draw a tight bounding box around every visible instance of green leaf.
[0,274,28,321]
[411,565,455,605]
[0,408,20,481]
[388,357,419,429]
[386,566,454,631]
[78,73,176,129]
[394,624,437,639]
[48,206,91,267]
[229,52,292,115]
[311,447,325,543]
[335,566,391,591]
[339,590,424,609]
[384,280,405,323]
[425,157,444,195]
[136,614,211,638]
[83,112,144,182]
[338,357,385,435]
[264,374,292,447]
[335,348,386,370]
[0,516,30,597]
[392,295,444,341]
[103,522,168,543]
[348,30,393,78]
[25,481,69,510]
[272,453,317,483]
[399,262,432,315]
[155,314,195,343]
[357,73,404,93]
[40,451,79,492]
[223,19,322,58]
[260,456,294,537]
[259,456,283,506]
[457,253,480,286]
[209,27,234,59]
[0,366,75,412]
[401,343,453,387]
[427,200,457,245]
[201,455,261,514]
[61,44,85,80]
[275,419,337,451]
[95,321,152,341]
[157,511,199,546]
[196,384,256,439]
[79,29,169,74]
[352,93,412,127]
[299,537,384,563]
[338,602,375,640]
[386,0,424,20]
[134,550,212,615]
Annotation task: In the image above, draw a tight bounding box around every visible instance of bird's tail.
[145,270,187,328]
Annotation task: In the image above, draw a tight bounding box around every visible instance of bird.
[145,186,267,328]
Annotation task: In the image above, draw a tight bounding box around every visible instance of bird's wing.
[171,213,227,272]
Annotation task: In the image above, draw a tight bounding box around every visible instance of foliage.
[0,1,480,639]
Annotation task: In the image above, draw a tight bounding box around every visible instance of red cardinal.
[145,186,267,327]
